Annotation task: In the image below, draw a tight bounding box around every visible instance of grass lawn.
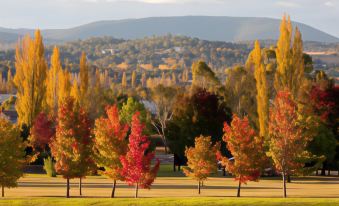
[1,165,338,205]
[1,197,339,206]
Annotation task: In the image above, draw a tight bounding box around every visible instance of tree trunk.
[237,180,241,197]
[198,181,201,194]
[135,183,139,198]
[79,178,82,196]
[201,181,204,187]
[223,167,226,176]
[321,162,326,176]
[66,178,70,198]
[178,165,181,171]
[2,185,4,197]
[287,175,291,183]
[111,180,116,198]
[316,170,318,176]
[328,169,331,176]
[282,173,287,198]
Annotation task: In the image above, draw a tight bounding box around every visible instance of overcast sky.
[0,0,338,37]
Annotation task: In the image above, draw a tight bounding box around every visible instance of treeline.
[0,15,338,199]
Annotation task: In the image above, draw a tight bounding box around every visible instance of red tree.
[50,97,95,198]
[222,114,265,197]
[29,112,55,152]
[120,112,160,198]
[268,90,312,198]
[93,105,129,197]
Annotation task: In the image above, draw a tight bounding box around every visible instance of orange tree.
[183,135,219,194]
[50,97,95,198]
[222,114,265,197]
[93,105,129,198]
[267,90,313,198]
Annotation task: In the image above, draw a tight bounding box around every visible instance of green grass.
[1,197,339,206]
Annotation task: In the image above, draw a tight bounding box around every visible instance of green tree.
[0,117,26,197]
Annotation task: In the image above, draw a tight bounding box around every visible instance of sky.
[0,0,338,37]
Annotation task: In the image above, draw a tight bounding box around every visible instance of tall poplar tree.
[14,30,48,127]
[46,46,62,116]
[274,15,305,98]
[252,41,269,138]
[79,52,89,106]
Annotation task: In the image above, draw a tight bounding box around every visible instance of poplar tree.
[70,79,80,105]
[274,15,305,98]
[58,70,71,104]
[14,30,48,126]
[46,46,62,116]
[252,41,269,138]
[79,52,89,106]
[121,72,127,88]
[131,71,136,88]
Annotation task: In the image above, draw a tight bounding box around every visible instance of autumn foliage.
[50,97,95,197]
[120,112,160,198]
[29,112,55,152]
[93,105,129,197]
[183,135,220,194]
[268,90,313,197]
[222,114,265,197]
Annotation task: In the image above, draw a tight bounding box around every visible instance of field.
[1,165,339,205]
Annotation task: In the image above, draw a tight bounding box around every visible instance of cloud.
[276,1,300,8]
[324,1,334,7]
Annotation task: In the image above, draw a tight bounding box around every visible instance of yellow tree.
[14,30,48,127]
[0,117,26,197]
[252,41,269,138]
[184,135,220,194]
[6,69,14,94]
[58,69,71,104]
[70,79,80,105]
[121,72,127,88]
[274,15,305,98]
[79,52,89,106]
[46,46,62,116]
[131,71,136,88]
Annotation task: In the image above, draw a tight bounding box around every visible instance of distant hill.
[1,16,338,44]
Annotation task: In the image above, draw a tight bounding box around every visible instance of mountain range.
[0,16,338,44]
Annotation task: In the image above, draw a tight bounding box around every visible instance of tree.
[121,72,127,88]
[79,52,89,106]
[0,117,26,197]
[150,85,177,153]
[192,61,220,89]
[183,135,219,194]
[222,114,265,197]
[14,30,48,127]
[93,105,129,198]
[224,66,257,124]
[46,46,62,116]
[274,15,305,98]
[267,90,313,198]
[131,71,137,88]
[167,88,232,170]
[29,112,55,153]
[70,79,80,105]
[120,97,147,126]
[50,97,95,198]
[58,69,72,104]
[251,41,269,138]
[120,112,160,198]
